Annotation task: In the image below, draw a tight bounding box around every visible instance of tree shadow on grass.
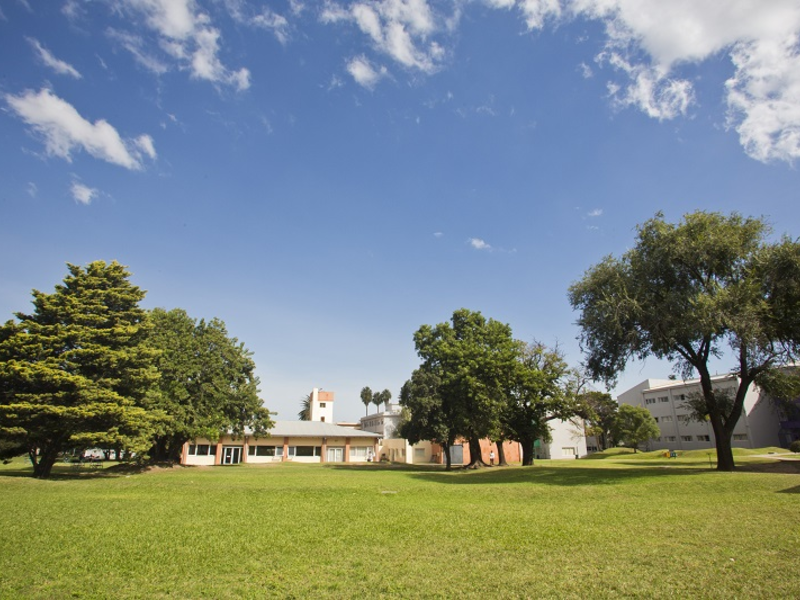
[327,462,704,486]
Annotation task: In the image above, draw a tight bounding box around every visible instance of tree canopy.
[144,308,273,462]
[569,211,800,470]
[0,261,158,477]
[402,309,584,468]
[611,404,660,452]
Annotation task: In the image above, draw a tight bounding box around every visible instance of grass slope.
[1,455,798,599]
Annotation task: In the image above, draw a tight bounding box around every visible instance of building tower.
[309,388,334,422]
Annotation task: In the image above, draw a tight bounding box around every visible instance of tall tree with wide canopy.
[145,308,273,462]
[0,261,158,478]
[413,308,519,467]
[503,342,585,466]
[568,211,800,471]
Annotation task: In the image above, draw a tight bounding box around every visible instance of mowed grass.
[1,452,798,599]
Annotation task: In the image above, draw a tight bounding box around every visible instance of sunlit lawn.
[1,450,798,599]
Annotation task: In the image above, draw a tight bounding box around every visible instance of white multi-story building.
[617,375,782,451]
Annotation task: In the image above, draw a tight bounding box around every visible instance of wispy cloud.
[587,208,602,217]
[70,180,98,205]
[321,0,445,84]
[27,38,82,79]
[27,182,38,198]
[5,88,156,170]
[114,0,250,90]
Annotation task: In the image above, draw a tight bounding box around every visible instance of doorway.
[222,446,242,464]
[327,447,344,463]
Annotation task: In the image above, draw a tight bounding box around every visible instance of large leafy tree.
[145,308,273,462]
[611,405,660,453]
[569,211,800,470]
[503,342,585,466]
[398,367,459,469]
[580,391,618,451]
[413,309,519,467]
[0,261,158,478]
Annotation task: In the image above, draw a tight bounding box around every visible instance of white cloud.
[433,231,443,238]
[468,237,492,250]
[587,208,602,217]
[5,88,156,170]
[27,182,38,198]
[116,0,250,90]
[494,0,800,163]
[347,55,386,89]
[107,29,170,75]
[321,0,443,79]
[251,9,291,45]
[27,38,82,79]
[70,181,98,205]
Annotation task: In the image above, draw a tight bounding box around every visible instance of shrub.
[789,440,800,453]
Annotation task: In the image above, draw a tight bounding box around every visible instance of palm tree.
[374,389,391,412]
[298,393,311,421]
[360,386,373,416]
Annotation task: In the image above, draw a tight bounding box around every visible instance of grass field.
[1,450,798,599]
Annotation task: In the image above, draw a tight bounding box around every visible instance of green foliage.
[789,440,800,453]
[611,404,660,452]
[504,342,584,465]
[580,390,618,450]
[0,261,158,477]
[360,386,372,416]
[398,367,456,466]
[298,393,311,421]
[569,211,800,470]
[412,309,519,466]
[145,308,273,461]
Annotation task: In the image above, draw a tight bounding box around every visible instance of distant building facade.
[617,375,789,451]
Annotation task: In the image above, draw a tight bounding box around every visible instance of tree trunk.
[520,438,535,466]
[443,444,452,471]
[709,412,735,471]
[32,447,59,478]
[466,437,487,468]
[495,441,508,466]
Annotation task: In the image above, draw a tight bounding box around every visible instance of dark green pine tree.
[0,261,158,478]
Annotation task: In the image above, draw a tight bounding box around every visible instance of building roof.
[253,420,381,439]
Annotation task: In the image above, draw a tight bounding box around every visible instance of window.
[677,414,689,423]
[733,434,748,441]
[661,416,673,423]
[653,417,659,423]
[562,447,576,457]
[677,394,685,400]
[248,446,276,457]
[320,417,325,422]
[697,435,710,442]
[188,444,215,456]
[350,447,367,459]
[658,396,669,403]
[295,446,321,457]
[664,436,677,442]
[645,398,656,405]
[681,436,693,442]
[319,402,326,408]
[414,448,426,458]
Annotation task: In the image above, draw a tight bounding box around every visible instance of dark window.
[189,445,197,455]
[255,446,275,457]
[295,446,321,457]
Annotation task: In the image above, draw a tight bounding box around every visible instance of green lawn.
[1,452,798,599]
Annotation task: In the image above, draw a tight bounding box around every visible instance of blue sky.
[2,0,800,422]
